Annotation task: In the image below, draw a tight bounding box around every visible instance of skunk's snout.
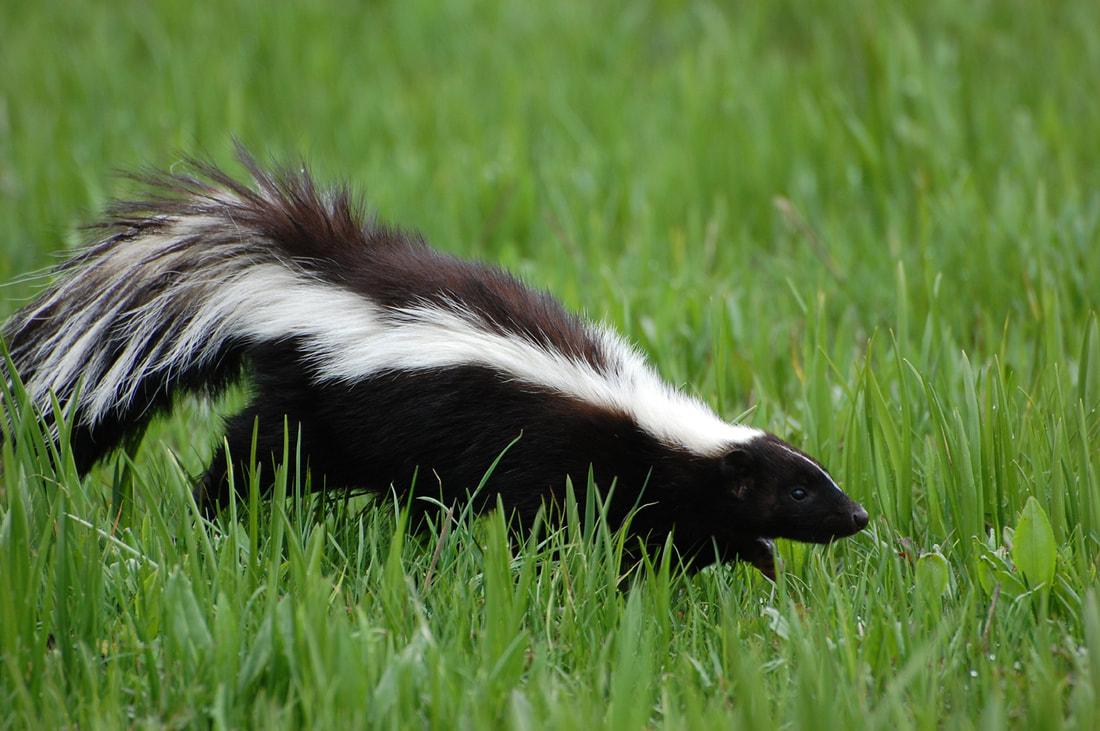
[851,504,870,533]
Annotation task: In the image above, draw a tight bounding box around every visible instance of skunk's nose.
[852,505,869,532]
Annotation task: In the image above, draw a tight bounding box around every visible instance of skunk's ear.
[721,446,756,500]
[721,445,754,475]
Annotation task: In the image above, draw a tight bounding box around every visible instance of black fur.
[197,352,868,576]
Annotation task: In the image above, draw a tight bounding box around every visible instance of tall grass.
[2,0,1099,727]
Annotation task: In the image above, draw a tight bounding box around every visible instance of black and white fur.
[1,151,868,577]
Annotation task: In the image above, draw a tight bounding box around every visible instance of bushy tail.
[1,149,370,472]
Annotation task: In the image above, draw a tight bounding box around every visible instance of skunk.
[0,150,868,578]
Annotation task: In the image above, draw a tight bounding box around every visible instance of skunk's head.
[719,433,868,544]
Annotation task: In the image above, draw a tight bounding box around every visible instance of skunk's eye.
[790,487,808,501]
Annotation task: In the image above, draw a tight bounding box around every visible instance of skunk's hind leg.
[194,402,294,514]
[193,361,320,513]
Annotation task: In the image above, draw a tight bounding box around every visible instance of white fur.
[289,300,762,456]
[13,208,763,458]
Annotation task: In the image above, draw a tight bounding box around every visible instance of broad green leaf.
[1013,497,1057,588]
[917,551,950,600]
[164,571,214,657]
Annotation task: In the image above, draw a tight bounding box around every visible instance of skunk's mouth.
[771,503,871,545]
[818,503,871,542]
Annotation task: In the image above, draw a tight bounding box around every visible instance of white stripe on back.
[13,215,763,458]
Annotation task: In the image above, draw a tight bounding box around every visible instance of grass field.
[2,0,1099,727]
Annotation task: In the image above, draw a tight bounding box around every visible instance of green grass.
[2,0,1099,727]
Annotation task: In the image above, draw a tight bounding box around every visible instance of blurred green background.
[2,0,1099,727]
